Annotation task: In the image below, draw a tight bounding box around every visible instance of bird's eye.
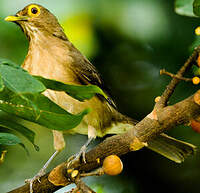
[28,5,41,17]
[31,7,38,14]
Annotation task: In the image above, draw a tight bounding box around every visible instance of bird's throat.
[22,34,75,84]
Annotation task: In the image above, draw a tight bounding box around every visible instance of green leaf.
[0,127,29,154]
[0,132,21,145]
[192,65,200,76]
[0,63,46,94]
[0,58,20,68]
[0,59,90,132]
[0,88,90,131]
[0,119,39,151]
[175,0,195,17]
[34,76,108,101]
[193,0,200,16]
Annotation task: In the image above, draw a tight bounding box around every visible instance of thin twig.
[155,46,200,109]
[160,69,192,82]
[80,168,104,177]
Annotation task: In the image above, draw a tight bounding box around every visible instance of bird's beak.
[5,15,28,22]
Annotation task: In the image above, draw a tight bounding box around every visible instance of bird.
[5,3,196,192]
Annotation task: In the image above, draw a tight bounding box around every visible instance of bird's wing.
[73,55,117,109]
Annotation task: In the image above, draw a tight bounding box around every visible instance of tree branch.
[8,47,200,193]
[155,46,200,109]
[160,69,192,82]
[8,90,200,193]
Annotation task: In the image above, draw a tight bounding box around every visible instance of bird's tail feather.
[112,113,197,163]
[147,133,197,163]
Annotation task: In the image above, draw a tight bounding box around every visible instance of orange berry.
[154,96,161,103]
[102,155,123,176]
[195,26,200,36]
[192,76,200,85]
[191,120,200,133]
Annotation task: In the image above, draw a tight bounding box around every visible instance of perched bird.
[5,3,196,192]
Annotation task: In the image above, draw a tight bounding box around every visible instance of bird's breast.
[22,42,76,84]
[22,37,116,136]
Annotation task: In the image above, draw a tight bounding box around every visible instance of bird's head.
[5,4,67,40]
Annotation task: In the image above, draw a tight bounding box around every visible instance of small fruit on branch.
[102,155,123,176]
[192,76,200,85]
[191,119,200,133]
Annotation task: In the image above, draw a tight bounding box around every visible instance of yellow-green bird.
[5,3,196,192]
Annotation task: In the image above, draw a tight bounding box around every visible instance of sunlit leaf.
[175,0,195,17]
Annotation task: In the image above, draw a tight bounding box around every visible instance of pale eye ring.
[31,7,38,14]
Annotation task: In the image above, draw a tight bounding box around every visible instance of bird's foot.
[25,168,46,193]
[24,151,59,193]
[67,145,87,168]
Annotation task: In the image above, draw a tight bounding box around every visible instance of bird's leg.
[25,150,60,193]
[26,130,65,193]
[67,126,96,168]
[67,137,94,168]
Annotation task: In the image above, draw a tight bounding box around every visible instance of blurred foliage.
[193,0,200,16]
[62,13,99,58]
[175,0,195,16]
[0,0,200,193]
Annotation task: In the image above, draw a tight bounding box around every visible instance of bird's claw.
[67,145,87,168]
[25,168,46,193]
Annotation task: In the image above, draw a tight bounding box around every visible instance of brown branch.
[8,90,200,193]
[160,69,192,82]
[8,47,200,193]
[155,46,200,109]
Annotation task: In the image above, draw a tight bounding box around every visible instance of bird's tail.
[147,133,197,163]
[109,113,197,163]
